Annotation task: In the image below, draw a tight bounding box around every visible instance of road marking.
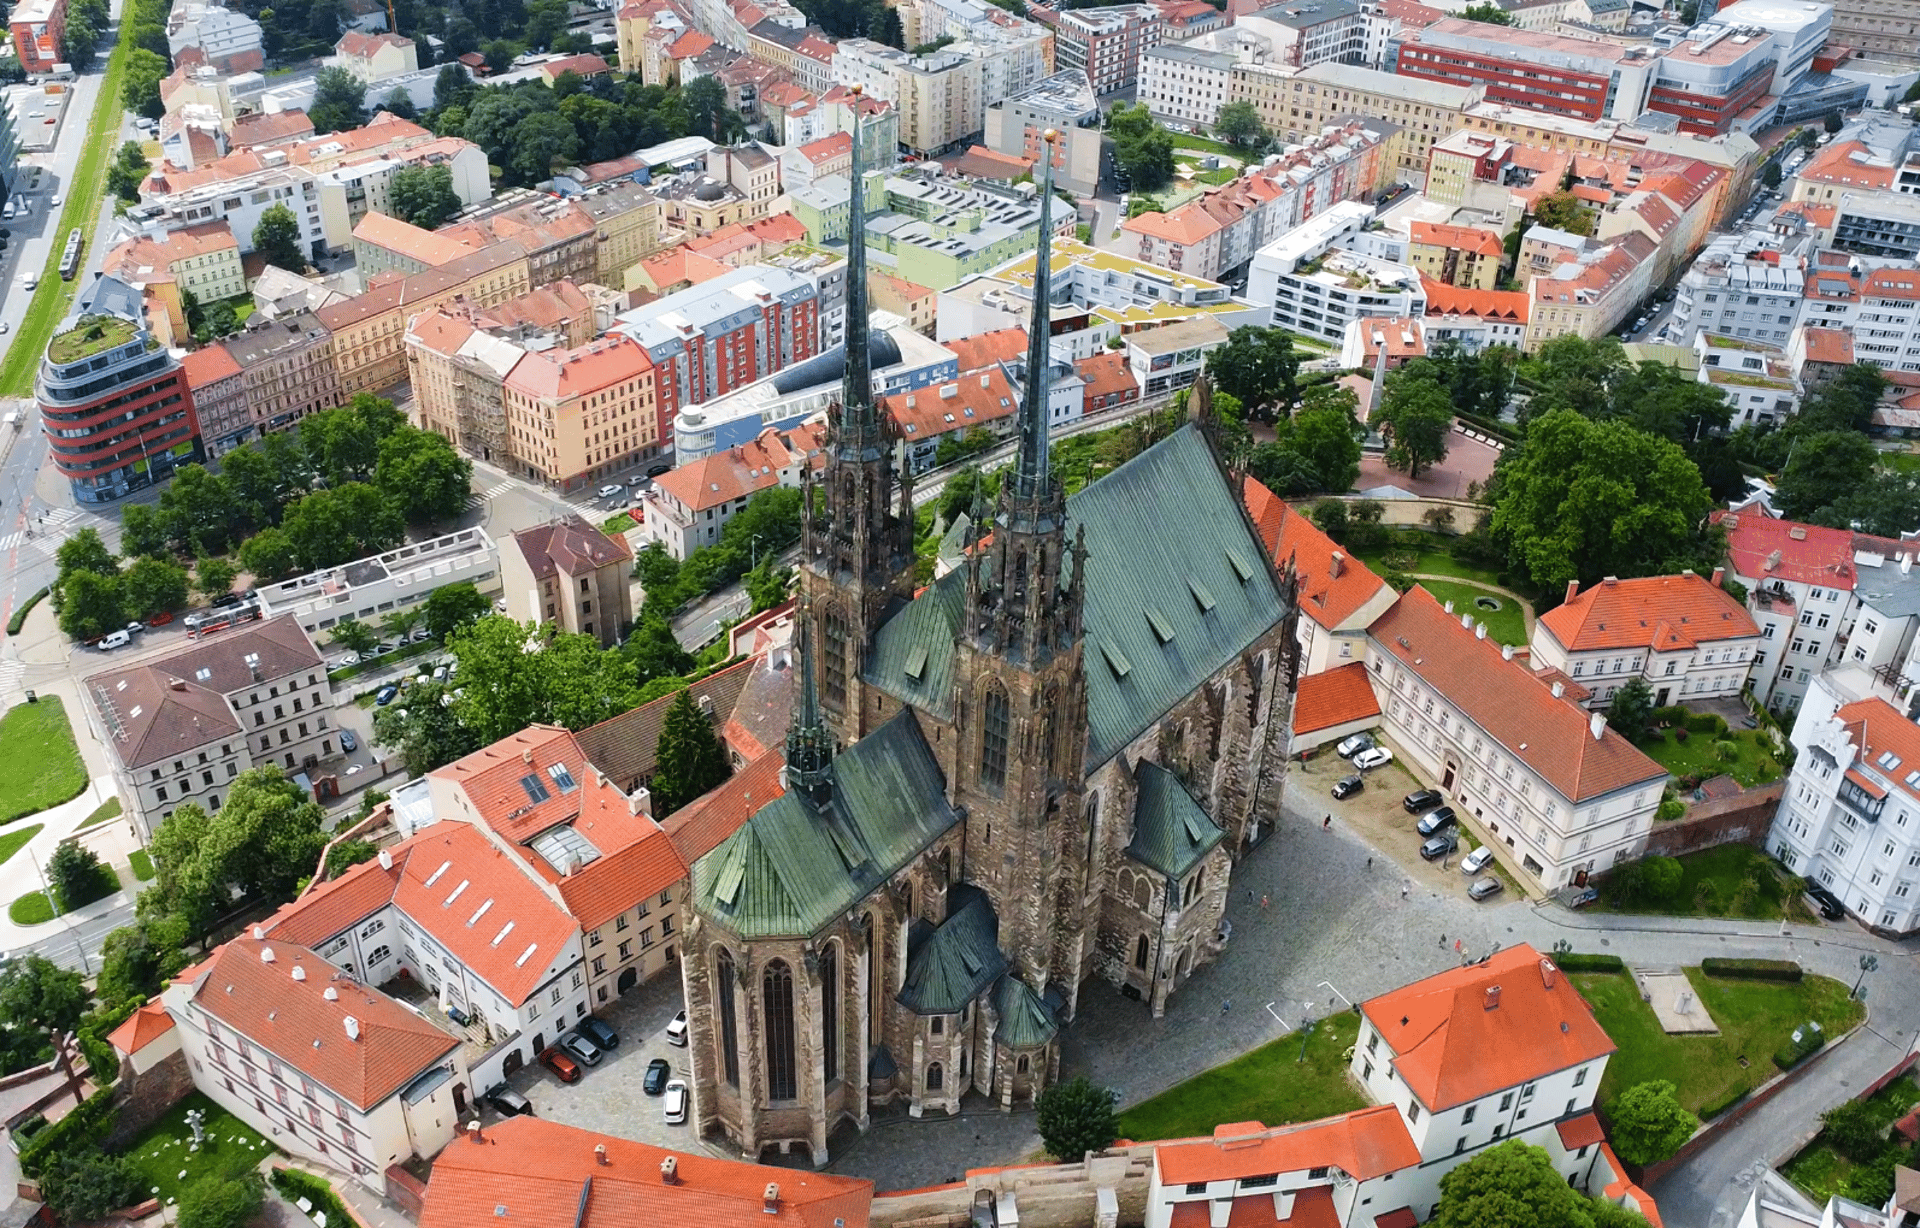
[0,660,23,692]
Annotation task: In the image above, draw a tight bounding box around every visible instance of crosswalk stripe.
[0,532,20,551]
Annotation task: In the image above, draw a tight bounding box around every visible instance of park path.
[1405,571,1538,637]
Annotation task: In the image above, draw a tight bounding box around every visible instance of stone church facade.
[678,127,1297,1167]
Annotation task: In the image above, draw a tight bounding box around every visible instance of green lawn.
[78,797,123,828]
[9,891,53,926]
[1414,580,1527,646]
[125,1093,276,1209]
[0,31,138,397]
[1783,1075,1920,1203]
[603,512,636,534]
[1592,843,1814,923]
[1116,1012,1365,1141]
[1639,726,1782,788]
[1349,535,1504,587]
[1574,968,1864,1118]
[0,699,89,824]
[0,825,42,868]
[129,848,154,881]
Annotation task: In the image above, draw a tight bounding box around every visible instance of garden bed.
[1782,1073,1920,1206]
[1115,1012,1364,1141]
[1640,726,1782,788]
[125,1093,275,1209]
[1591,844,1814,922]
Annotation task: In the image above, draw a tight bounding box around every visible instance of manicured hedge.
[1701,957,1803,982]
[1773,1022,1825,1072]
[1552,953,1625,973]
[5,587,48,636]
[19,1083,117,1177]
[272,1166,354,1226]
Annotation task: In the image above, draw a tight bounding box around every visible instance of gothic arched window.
[981,685,1010,789]
[1134,934,1149,970]
[716,948,740,1088]
[927,1062,944,1091]
[763,960,797,1101]
[822,609,850,707]
[820,943,839,1084]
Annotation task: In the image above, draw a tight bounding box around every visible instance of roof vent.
[260,947,276,963]
[661,1156,679,1184]
[325,987,339,1001]
[1483,985,1501,1010]
[1475,623,1487,640]
[1540,958,1557,989]
[1590,711,1606,741]
[1551,680,1565,699]
[291,965,307,982]
[252,926,266,940]
[344,1015,361,1041]
[764,1183,781,1213]
[1501,644,1513,661]
[595,1143,609,1166]
[1790,526,1808,540]
[378,849,394,870]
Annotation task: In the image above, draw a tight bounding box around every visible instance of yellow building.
[1230,62,1481,178]
[318,242,530,397]
[100,223,247,346]
[1406,221,1505,291]
[576,181,665,286]
[501,334,663,492]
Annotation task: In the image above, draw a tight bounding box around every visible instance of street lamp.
[751,534,766,569]
[1297,1014,1317,1064]
[1854,953,1879,998]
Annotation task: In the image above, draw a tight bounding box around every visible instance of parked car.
[410,626,433,643]
[1352,747,1394,771]
[1416,807,1457,837]
[1805,884,1845,920]
[375,685,399,706]
[484,1085,533,1116]
[665,1010,689,1046]
[559,1030,603,1066]
[597,484,625,500]
[1335,732,1375,759]
[339,730,358,753]
[99,629,132,650]
[335,652,361,667]
[433,664,451,683]
[1331,775,1364,800]
[124,621,146,636]
[212,592,245,609]
[1403,789,1443,814]
[1568,888,1599,909]
[1460,845,1494,875]
[647,461,673,477]
[578,1016,618,1050]
[1468,876,1504,901]
[539,1049,581,1083]
[663,1079,689,1124]
[644,1058,671,1095]
[1419,833,1458,861]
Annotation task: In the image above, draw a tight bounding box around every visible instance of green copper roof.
[1127,760,1224,881]
[691,711,959,939]
[994,976,1058,1048]
[865,423,1284,767]
[897,891,1006,1015]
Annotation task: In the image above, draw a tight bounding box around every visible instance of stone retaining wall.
[871,1145,1156,1228]
[1641,783,1784,859]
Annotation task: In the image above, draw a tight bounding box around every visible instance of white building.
[1137,43,1236,130]
[123,164,327,262]
[1671,229,1809,349]
[1366,586,1668,892]
[1124,314,1230,396]
[643,420,827,559]
[1247,201,1428,345]
[1528,571,1762,709]
[254,527,501,642]
[1771,665,1920,934]
[165,1,264,68]
[1693,333,1802,429]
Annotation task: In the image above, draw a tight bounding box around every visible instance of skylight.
[519,773,551,805]
[546,763,578,793]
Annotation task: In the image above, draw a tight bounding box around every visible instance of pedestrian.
[1261,894,1269,910]
[1221,998,1231,1015]
[1367,855,1373,869]
[1401,880,1411,900]
[1439,934,1446,947]
[1323,814,1332,830]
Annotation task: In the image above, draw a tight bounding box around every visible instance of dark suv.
[1331,775,1363,800]
[1416,807,1458,837]
[1420,833,1458,861]
[1403,789,1443,814]
[1805,884,1845,920]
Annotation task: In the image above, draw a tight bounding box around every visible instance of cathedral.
[678,125,1298,1166]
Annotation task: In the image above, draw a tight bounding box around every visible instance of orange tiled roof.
[543,53,612,78]
[1408,221,1503,258]
[1537,573,1758,654]
[885,368,1019,443]
[1836,697,1920,806]
[1168,1189,1339,1228]
[419,1115,873,1228]
[107,1002,177,1055]
[1709,510,1903,591]
[653,421,827,513]
[1797,139,1895,190]
[1801,327,1853,366]
[1074,351,1137,402]
[1369,588,1665,801]
[668,28,715,56]
[799,131,851,163]
[664,748,786,866]
[946,327,1026,374]
[1420,279,1529,323]
[1156,1107,1420,1185]
[1244,484,1388,632]
[353,210,477,268]
[180,342,244,388]
[336,30,413,56]
[1556,1113,1606,1149]
[636,246,734,291]
[1293,662,1382,735]
[263,848,405,947]
[505,334,655,402]
[1361,944,1615,1112]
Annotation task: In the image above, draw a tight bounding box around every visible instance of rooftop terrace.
[48,317,141,366]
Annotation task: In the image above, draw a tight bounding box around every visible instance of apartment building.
[405,308,528,465]
[502,517,635,647]
[82,616,335,839]
[254,528,501,639]
[1247,202,1429,345]
[613,264,822,423]
[1647,23,1781,136]
[1138,44,1235,130]
[1366,587,1668,892]
[224,311,344,433]
[1405,220,1503,291]
[1821,0,1920,65]
[166,3,264,72]
[502,335,666,492]
[643,420,827,558]
[574,179,665,285]
[1241,488,1395,677]
[441,195,599,290]
[1671,229,1810,347]
[350,211,483,279]
[310,138,492,252]
[8,0,65,75]
[1524,232,1658,350]
[128,164,328,265]
[1795,248,1920,376]
[99,221,246,347]
[318,242,532,396]
[331,30,417,81]
[984,71,1105,197]
[1693,333,1801,428]
[179,343,252,456]
[886,364,1025,472]
[1394,19,1658,124]
[38,277,201,506]
[1234,2,1366,69]
[1420,280,1531,352]
[1229,62,1482,179]
[1048,4,1162,94]
[832,39,986,155]
[1528,572,1761,709]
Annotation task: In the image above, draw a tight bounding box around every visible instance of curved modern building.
[38,275,202,504]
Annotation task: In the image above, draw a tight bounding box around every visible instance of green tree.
[46,841,111,912]
[1606,1080,1698,1167]
[331,618,379,655]
[123,555,190,619]
[143,804,218,937]
[63,12,99,68]
[177,1174,264,1228]
[683,74,729,141]
[634,540,683,595]
[156,464,241,554]
[281,482,406,570]
[38,1153,147,1225]
[423,581,491,641]
[745,555,793,614]
[505,109,581,186]
[96,913,190,1006]
[304,395,406,484]
[1036,1076,1118,1163]
[309,65,369,133]
[1434,1140,1634,1228]
[373,680,482,774]
[1762,160,1782,189]
[195,555,240,602]
[1375,374,1452,479]
[57,569,128,642]
[651,687,731,814]
[1532,192,1594,237]
[1774,430,1878,520]
[1605,676,1655,744]
[196,767,330,906]
[1108,102,1174,192]
[375,427,473,522]
[1824,110,1845,134]
[123,48,169,119]
[1490,411,1717,591]
[1213,100,1269,150]
[434,61,475,108]
[105,141,151,202]
[447,616,642,742]
[380,86,419,121]
[1205,326,1300,420]
[323,840,380,878]
[55,525,117,582]
[623,606,693,682]
[253,203,309,272]
[1810,471,1920,538]
[1819,1098,1887,1162]
[238,527,302,583]
[387,163,464,227]
[119,502,169,559]
[1460,1,1513,19]
[0,954,89,1034]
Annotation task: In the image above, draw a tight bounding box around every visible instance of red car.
[540,1048,581,1083]
[147,611,175,626]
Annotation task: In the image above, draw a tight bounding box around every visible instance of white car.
[1461,845,1495,875]
[665,1010,689,1046]
[663,1079,689,1124]
[335,652,361,667]
[1352,747,1394,771]
[597,483,625,500]
[49,195,61,207]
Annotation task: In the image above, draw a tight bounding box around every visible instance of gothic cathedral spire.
[785,584,835,806]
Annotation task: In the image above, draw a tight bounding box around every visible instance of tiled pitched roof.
[885,368,1019,443]
[1169,1189,1340,1228]
[264,852,405,947]
[1361,944,1614,1112]
[180,343,243,388]
[1797,139,1895,190]
[511,515,634,580]
[419,1115,874,1228]
[1155,1106,1421,1184]
[432,726,605,844]
[1710,510,1903,591]
[504,335,654,401]
[1834,697,1920,806]
[1537,573,1758,654]
[663,748,786,866]
[1409,221,1503,258]
[897,889,1006,1014]
[1368,588,1665,802]
[352,211,477,268]
[1801,327,1853,365]
[1075,351,1138,402]
[1244,485,1388,631]
[1293,662,1382,735]
[945,327,1027,374]
[652,421,826,513]
[574,659,760,790]
[108,1003,177,1055]
[1557,1112,1606,1149]
[185,937,458,1110]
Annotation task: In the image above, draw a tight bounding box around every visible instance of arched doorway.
[617,967,639,994]
[1442,759,1458,792]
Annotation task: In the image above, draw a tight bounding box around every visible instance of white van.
[100,629,133,650]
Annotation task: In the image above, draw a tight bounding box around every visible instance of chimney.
[1330,551,1345,579]
[1602,575,1618,587]
[344,1015,361,1041]
[661,1157,679,1184]
[1443,600,1455,615]
[1566,579,1579,603]
[1475,622,1487,640]
[1905,555,1914,577]
[765,1183,782,1214]
[324,987,339,1001]
[1540,958,1557,989]
[1590,711,1606,741]
[252,926,266,940]
[595,1143,609,1166]
[1711,566,1725,587]
[260,947,276,964]
[1501,644,1514,661]
[1462,612,1474,629]
[1484,985,1501,1010]
[629,785,654,818]
[378,848,393,870]
[467,1120,483,1144]
[1551,680,1565,699]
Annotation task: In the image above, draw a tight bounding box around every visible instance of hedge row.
[1774,1022,1825,1072]
[19,1082,116,1178]
[1551,953,1625,973]
[272,1166,355,1226]
[6,586,48,636]
[1701,957,1803,982]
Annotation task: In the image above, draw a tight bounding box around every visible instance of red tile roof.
[1369,587,1665,802]
[1556,1112,1606,1149]
[180,343,243,388]
[1797,139,1895,190]
[1409,221,1503,258]
[1243,484,1389,632]
[1836,697,1920,806]
[885,368,1019,444]
[653,421,826,514]
[1168,1188,1339,1228]
[420,1115,874,1228]
[108,1003,177,1055]
[505,334,655,402]
[1293,662,1382,735]
[1155,1107,1420,1185]
[1372,1211,1419,1228]
[184,937,458,1110]
[663,748,786,866]
[1421,279,1529,323]
[1075,351,1138,405]
[1361,944,1614,1112]
[945,327,1027,374]
[543,53,612,79]
[1801,327,1853,366]
[1710,510,1904,591]
[264,852,405,947]
[1537,573,1758,654]
[511,515,634,580]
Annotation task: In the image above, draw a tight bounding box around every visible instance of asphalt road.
[14,895,134,974]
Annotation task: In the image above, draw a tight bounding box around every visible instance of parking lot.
[486,971,700,1149]
[1298,731,1523,904]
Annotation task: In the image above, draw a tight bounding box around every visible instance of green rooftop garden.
[47,316,139,366]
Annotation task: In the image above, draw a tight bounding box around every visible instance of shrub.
[1772,1021,1825,1072]
[1843,1152,1899,1206]
[19,1084,117,1177]
[1820,1098,1887,1162]
[1686,712,1725,734]
[1381,569,1415,593]
[1701,957,1803,981]
[1758,756,1781,782]
[1656,798,1685,822]
[269,1169,353,1227]
[1550,953,1624,972]
[1036,1076,1119,1162]
[6,586,49,635]
[1712,739,1739,763]
[1651,705,1688,727]
[1693,881,1723,913]
[1606,1080,1699,1167]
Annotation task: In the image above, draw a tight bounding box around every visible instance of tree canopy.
[309,65,369,133]
[651,687,732,814]
[388,163,464,228]
[1213,101,1270,150]
[252,203,308,272]
[1205,326,1300,421]
[1434,1140,1651,1228]
[1036,1076,1118,1163]
[1247,383,1362,497]
[1109,102,1175,192]
[1375,366,1453,479]
[1605,1080,1698,1167]
[143,768,329,937]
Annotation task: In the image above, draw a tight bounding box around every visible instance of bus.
[57,228,82,280]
